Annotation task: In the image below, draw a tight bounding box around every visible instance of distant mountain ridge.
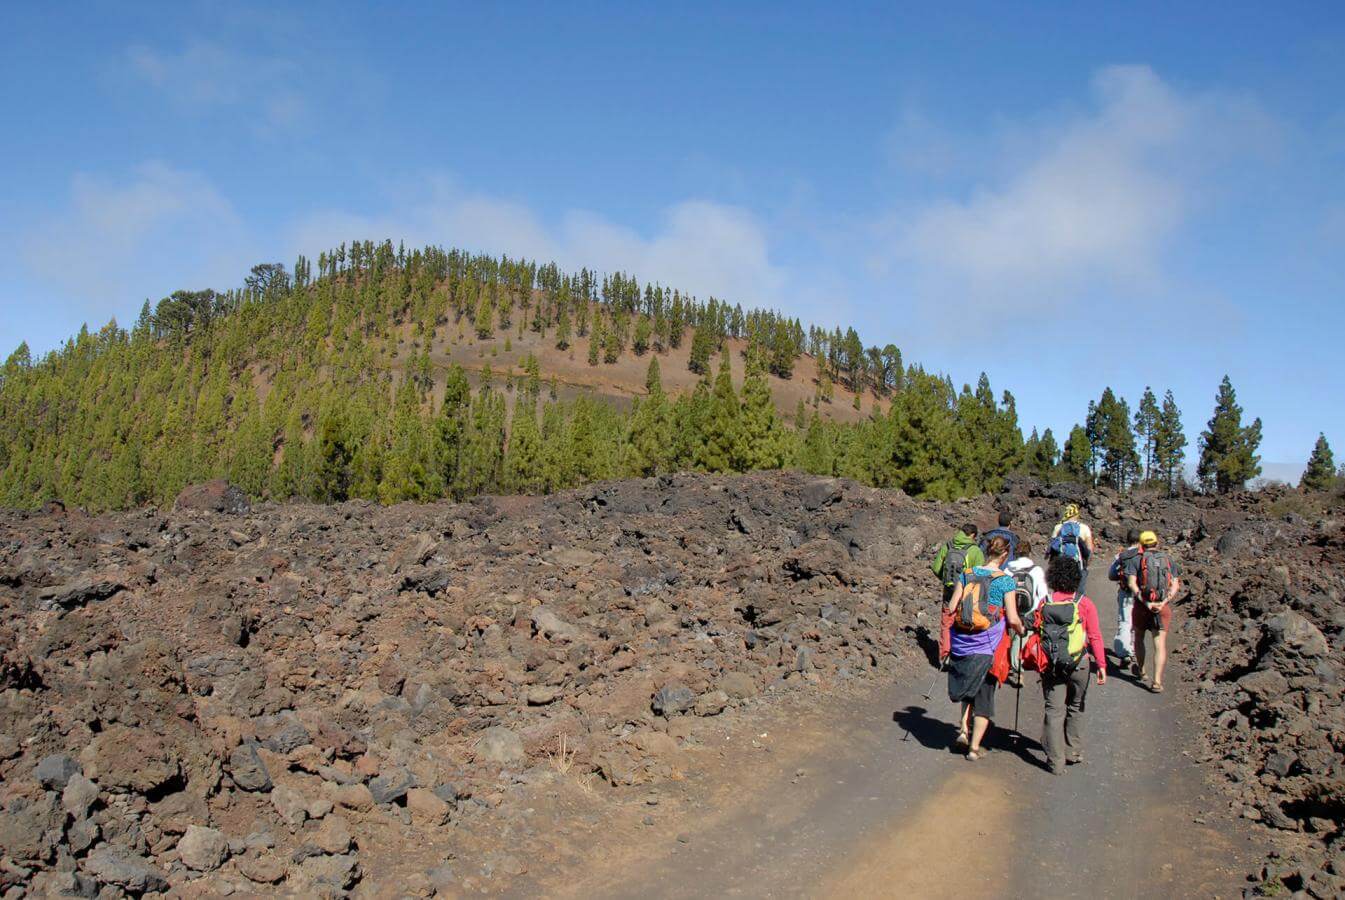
[0,239,1233,511]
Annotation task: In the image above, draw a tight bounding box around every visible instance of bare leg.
[1134,628,1147,681]
[969,715,990,752]
[1153,630,1168,689]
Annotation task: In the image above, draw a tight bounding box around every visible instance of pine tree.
[1152,390,1187,495]
[1034,427,1060,482]
[671,376,711,470]
[1135,387,1160,482]
[455,387,506,498]
[769,319,795,379]
[632,316,652,355]
[798,412,836,476]
[1197,376,1262,493]
[555,305,572,350]
[587,319,602,367]
[688,327,711,375]
[504,398,544,493]
[1300,434,1336,492]
[1087,388,1140,489]
[474,293,494,340]
[1062,425,1092,483]
[1106,394,1141,490]
[696,352,740,473]
[311,409,353,502]
[1022,428,1040,471]
[738,349,783,470]
[436,365,471,489]
[379,376,439,503]
[872,369,961,498]
[625,358,673,477]
[271,413,308,500]
[818,365,834,404]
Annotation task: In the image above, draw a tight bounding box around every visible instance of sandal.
[1151,683,1165,694]
[955,728,969,749]
[966,749,982,761]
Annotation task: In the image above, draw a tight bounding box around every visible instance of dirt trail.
[533,563,1265,899]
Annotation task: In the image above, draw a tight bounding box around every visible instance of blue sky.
[2,1,1342,478]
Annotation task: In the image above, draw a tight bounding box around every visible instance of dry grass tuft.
[547,733,577,775]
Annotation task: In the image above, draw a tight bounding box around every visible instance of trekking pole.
[1014,674,1022,736]
[901,659,946,743]
[922,658,945,701]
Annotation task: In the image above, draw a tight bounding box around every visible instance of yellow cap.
[1139,530,1158,547]
[1063,503,1079,519]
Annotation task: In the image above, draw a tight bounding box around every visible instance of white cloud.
[884,106,968,178]
[561,201,783,303]
[23,163,256,310]
[888,65,1272,311]
[290,183,788,309]
[126,41,307,131]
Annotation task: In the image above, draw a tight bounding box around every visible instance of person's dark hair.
[1046,555,1083,594]
[1126,527,1141,544]
[984,536,1011,560]
[960,522,978,538]
[998,509,1013,527]
[1018,538,1032,556]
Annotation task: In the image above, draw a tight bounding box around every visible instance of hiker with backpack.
[944,536,1024,761]
[930,523,985,662]
[1107,528,1143,662]
[1004,538,1048,685]
[1026,555,1107,775]
[1049,503,1095,584]
[1128,531,1182,693]
[979,509,1020,562]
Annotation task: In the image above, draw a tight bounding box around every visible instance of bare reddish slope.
[403,322,888,420]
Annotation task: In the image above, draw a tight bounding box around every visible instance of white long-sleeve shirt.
[1005,557,1049,615]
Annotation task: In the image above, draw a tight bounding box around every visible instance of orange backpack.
[952,569,1006,633]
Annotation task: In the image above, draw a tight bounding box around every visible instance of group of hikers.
[929,503,1182,773]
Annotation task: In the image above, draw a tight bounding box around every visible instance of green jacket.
[931,532,985,583]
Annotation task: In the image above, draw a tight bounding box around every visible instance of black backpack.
[942,541,969,587]
[1036,592,1086,678]
[1139,550,1174,603]
[1012,569,1036,619]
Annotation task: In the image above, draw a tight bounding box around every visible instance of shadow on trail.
[913,626,941,668]
[1104,651,1153,691]
[892,704,958,751]
[893,696,1049,771]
